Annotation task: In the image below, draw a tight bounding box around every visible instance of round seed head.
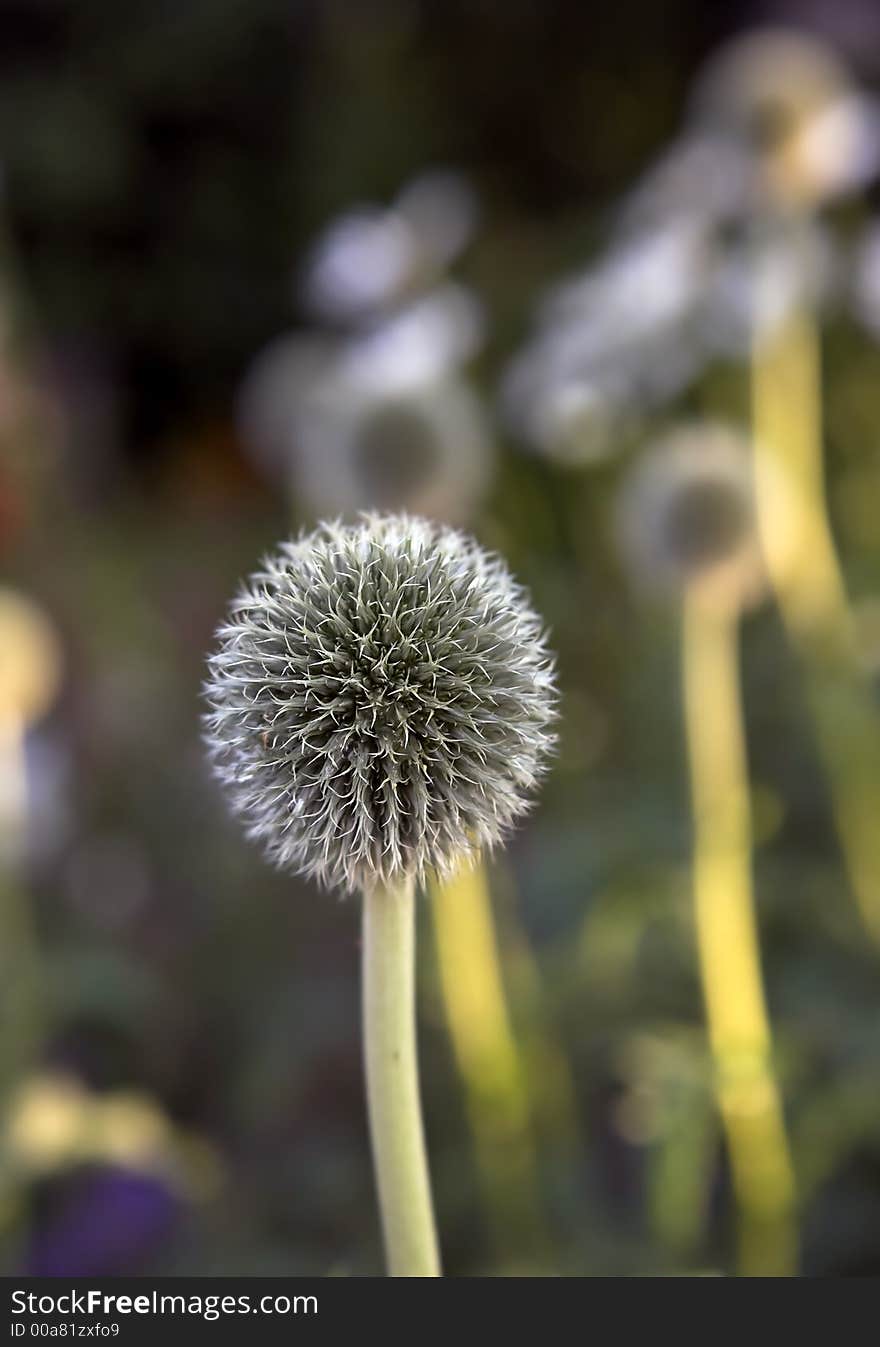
[203,515,556,894]
[615,423,783,613]
[293,376,493,525]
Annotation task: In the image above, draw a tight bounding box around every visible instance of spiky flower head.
[203,515,556,894]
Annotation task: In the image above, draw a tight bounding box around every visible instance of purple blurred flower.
[24,1167,180,1277]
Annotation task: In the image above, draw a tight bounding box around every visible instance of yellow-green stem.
[0,716,43,1259]
[429,861,547,1256]
[751,229,880,943]
[362,875,440,1277]
[648,1087,717,1257]
[0,717,43,1088]
[682,595,797,1276]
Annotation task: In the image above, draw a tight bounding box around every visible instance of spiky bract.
[204,515,556,894]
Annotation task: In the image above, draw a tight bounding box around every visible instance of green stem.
[1,723,43,1089]
[429,862,549,1260]
[682,597,797,1275]
[362,875,440,1277]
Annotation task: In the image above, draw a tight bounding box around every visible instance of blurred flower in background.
[614,422,786,613]
[502,221,709,465]
[690,27,880,208]
[302,171,478,326]
[238,171,494,525]
[503,26,879,471]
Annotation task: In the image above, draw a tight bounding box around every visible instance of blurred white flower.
[338,284,484,397]
[240,169,490,521]
[292,373,494,523]
[504,181,843,466]
[302,207,418,324]
[690,27,880,207]
[529,375,635,467]
[395,170,479,273]
[541,220,709,356]
[301,170,478,325]
[619,132,755,234]
[503,350,640,467]
[502,222,710,464]
[795,91,880,198]
[238,289,492,523]
[615,421,795,614]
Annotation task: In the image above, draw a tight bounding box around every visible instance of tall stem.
[681,595,797,1276]
[751,258,850,650]
[0,715,43,1087]
[0,714,43,1259]
[751,225,880,943]
[362,875,440,1277]
[429,861,547,1257]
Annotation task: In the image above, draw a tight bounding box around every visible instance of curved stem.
[751,225,880,944]
[751,262,850,652]
[362,875,440,1277]
[682,596,797,1276]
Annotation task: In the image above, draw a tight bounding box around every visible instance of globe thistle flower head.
[615,423,784,614]
[203,515,556,894]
